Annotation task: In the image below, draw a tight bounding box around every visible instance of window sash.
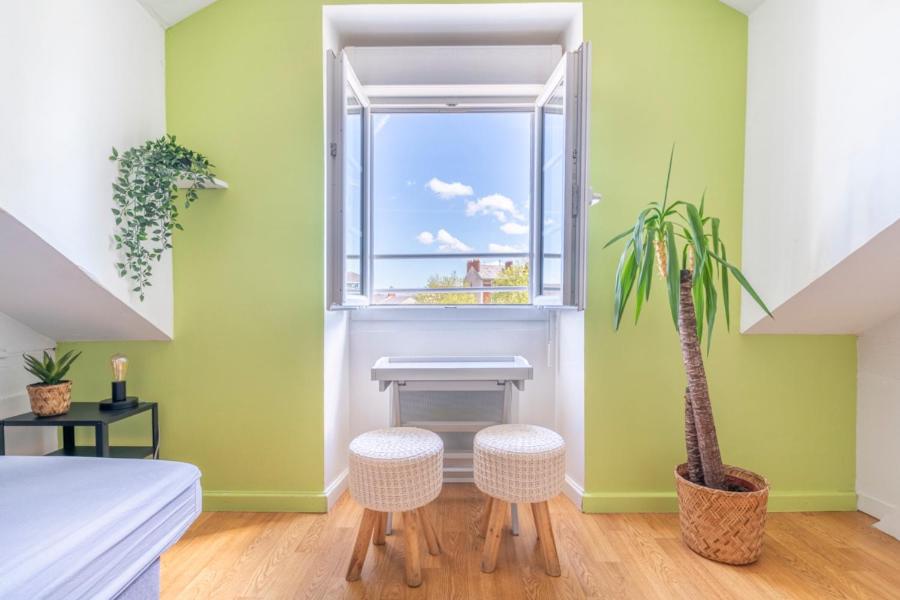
[327,46,590,310]
[532,43,591,309]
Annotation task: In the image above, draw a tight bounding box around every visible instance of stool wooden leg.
[418,506,442,555]
[531,503,539,539]
[346,508,379,581]
[481,498,507,573]
[532,501,561,577]
[373,512,387,546]
[402,510,423,587]
[477,495,494,538]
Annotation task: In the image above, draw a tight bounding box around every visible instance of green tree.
[414,272,477,305]
[490,262,530,304]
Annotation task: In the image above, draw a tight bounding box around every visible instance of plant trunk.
[678,269,726,490]
[684,388,704,485]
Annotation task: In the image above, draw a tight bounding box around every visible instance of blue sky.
[371,112,532,290]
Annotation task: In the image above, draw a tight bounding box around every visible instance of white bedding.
[0,456,201,600]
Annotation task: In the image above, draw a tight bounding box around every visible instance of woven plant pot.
[26,381,72,417]
[675,463,769,565]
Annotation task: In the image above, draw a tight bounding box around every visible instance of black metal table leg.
[95,423,110,457]
[62,426,75,454]
[0,423,5,456]
[151,404,159,459]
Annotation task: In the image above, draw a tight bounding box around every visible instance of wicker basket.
[26,381,72,417]
[675,463,769,565]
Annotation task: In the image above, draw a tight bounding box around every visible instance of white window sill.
[348,305,559,322]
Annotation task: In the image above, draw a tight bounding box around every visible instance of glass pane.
[343,83,364,296]
[372,256,529,305]
[371,112,533,305]
[541,78,566,299]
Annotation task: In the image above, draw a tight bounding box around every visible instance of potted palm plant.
[23,350,82,417]
[605,149,773,565]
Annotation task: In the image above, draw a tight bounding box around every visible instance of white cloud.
[416,229,472,252]
[465,194,524,222]
[488,243,526,253]
[500,222,529,235]
[436,229,473,252]
[426,177,474,199]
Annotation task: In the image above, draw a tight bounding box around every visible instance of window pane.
[541,78,566,299]
[372,112,532,305]
[373,256,529,305]
[343,84,364,295]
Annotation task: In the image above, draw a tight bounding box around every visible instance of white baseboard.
[324,468,349,510]
[562,474,584,511]
[858,492,900,540]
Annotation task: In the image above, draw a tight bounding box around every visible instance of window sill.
[348,305,557,322]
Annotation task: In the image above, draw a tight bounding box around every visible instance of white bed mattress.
[0,456,201,600]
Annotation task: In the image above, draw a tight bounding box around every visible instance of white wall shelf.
[175,177,229,190]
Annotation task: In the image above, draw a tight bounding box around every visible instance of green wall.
[62,0,856,513]
[582,0,856,511]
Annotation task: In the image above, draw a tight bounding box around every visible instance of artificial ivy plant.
[109,135,216,300]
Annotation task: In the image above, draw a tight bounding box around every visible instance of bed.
[0,456,201,599]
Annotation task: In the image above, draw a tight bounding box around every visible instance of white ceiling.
[137,1,761,30]
[719,0,766,15]
[743,218,900,335]
[0,209,171,341]
[325,3,582,48]
[136,0,217,28]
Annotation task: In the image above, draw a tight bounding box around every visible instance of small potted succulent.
[23,350,82,417]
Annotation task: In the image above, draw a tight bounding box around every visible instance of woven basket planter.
[675,463,769,565]
[26,381,72,417]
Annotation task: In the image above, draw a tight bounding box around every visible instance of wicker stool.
[473,424,565,576]
[345,427,443,587]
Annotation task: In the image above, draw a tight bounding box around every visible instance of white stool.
[345,427,443,587]
[473,424,565,576]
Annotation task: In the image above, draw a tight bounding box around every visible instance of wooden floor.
[161,484,900,599]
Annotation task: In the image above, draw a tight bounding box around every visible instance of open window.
[533,43,591,309]
[327,44,591,310]
[328,51,371,308]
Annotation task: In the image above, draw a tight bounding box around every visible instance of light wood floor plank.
[161,484,900,600]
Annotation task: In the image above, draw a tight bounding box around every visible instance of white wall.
[0,313,57,455]
[555,310,585,505]
[348,313,557,441]
[857,311,900,540]
[0,0,171,337]
[323,310,351,508]
[741,0,900,331]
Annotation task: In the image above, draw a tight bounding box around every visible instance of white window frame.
[327,44,591,310]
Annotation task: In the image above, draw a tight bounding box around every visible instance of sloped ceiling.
[138,1,765,29]
[719,0,766,15]
[137,0,217,28]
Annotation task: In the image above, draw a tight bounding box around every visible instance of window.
[327,44,591,309]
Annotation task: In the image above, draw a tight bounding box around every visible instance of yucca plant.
[23,350,82,386]
[605,148,772,490]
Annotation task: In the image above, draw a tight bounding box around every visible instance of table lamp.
[99,354,139,411]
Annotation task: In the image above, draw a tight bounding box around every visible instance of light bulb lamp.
[99,354,139,411]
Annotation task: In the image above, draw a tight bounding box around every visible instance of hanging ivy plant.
[109,135,216,300]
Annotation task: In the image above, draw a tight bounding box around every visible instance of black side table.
[0,402,158,459]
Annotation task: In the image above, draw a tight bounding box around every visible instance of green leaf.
[704,261,717,353]
[662,143,675,212]
[720,243,731,329]
[634,228,656,323]
[665,223,680,330]
[612,241,637,329]
[684,203,707,264]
